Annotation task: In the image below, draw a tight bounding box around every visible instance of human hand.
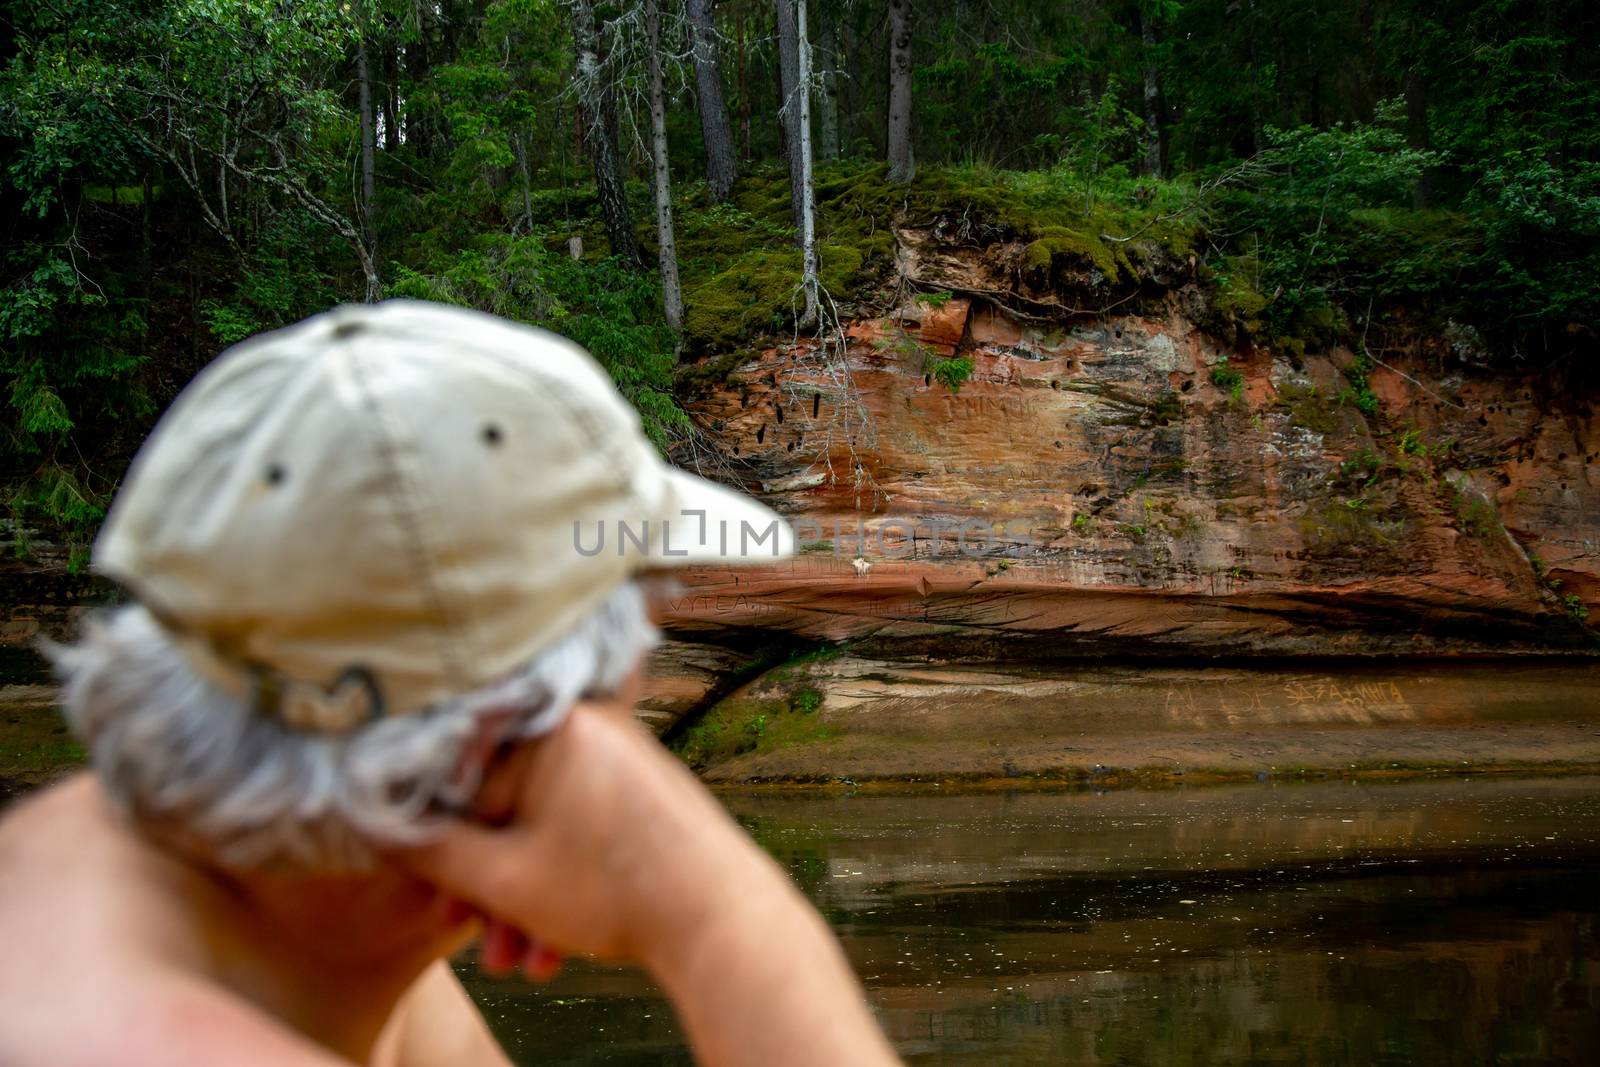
[395,704,790,974]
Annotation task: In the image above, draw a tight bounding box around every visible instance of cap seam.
[345,343,473,701]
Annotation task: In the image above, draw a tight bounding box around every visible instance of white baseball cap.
[94,299,792,729]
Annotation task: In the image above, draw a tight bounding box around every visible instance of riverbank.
[672,657,1600,788]
[0,686,81,804]
[8,659,1600,803]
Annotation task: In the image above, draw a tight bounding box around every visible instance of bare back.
[0,775,509,1067]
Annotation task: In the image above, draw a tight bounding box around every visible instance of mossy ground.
[670,644,847,767]
[706,760,1600,794]
[0,698,83,789]
[529,160,1205,353]
[501,158,1481,371]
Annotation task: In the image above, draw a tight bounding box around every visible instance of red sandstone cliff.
[640,223,1598,731]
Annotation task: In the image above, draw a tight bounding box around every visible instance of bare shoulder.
[0,777,196,1064]
[0,774,119,886]
[373,960,513,1067]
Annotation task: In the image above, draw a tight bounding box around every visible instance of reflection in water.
[459,778,1600,1065]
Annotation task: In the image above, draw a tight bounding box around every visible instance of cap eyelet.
[482,424,504,447]
[265,464,287,486]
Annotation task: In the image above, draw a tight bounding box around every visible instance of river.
[459,776,1600,1065]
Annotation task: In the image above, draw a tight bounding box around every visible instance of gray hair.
[49,581,658,871]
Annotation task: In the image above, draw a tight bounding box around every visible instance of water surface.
[460,776,1600,1065]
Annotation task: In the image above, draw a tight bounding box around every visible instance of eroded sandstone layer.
[643,245,1598,738]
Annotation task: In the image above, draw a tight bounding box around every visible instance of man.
[0,301,902,1067]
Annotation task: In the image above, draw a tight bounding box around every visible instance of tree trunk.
[736,3,751,162]
[514,132,535,231]
[885,0,914,184]
[1139,6,1163,179]
[356,40,380,301]
[775,0,805,230]
[409,1,435,159]
[570,0,643,268]
[815,14,841,160]
[646,0,684,329]
[382,37,400,152]
[1246,0,1264,156]
[686,0,737,201]
[1405,66,1433,208]
[796,0,819,329]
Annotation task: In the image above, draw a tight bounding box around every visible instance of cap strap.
[163,625,384,735]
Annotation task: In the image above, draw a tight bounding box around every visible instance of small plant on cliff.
[1565,594,1590,624]
[914,289,954,309]
[1339,448,1384,485]
[1337,352,1380,416]
[790,688,824,715]
[1444,479,1501,541]
[1210,357,1245,405]
[882,323,970,392]
[928,354,975,392]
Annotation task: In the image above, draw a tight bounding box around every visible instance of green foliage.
[1340,448,1383,484]
[1338,353,1379,416]
[928,355,974,392]
[2,0,1599,561]
[1209,357,1244,404]
[1443,477,1501,541]
[672,683,836,768]
[790,688,823,715]
[1218,111,1435,346]
[1059,80,1145,213]
[1565,595,1590,624]
[0,242,147,556]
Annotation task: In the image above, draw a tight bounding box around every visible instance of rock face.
[4,227,1595,763]
[644,241,1599,735]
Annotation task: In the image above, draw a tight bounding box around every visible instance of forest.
[2,0,1597,565]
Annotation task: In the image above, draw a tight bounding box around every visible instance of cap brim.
[645,467,796,565]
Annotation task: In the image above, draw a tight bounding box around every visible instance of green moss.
[1154,391,1183,423]
[671,644,850,767]
[678,242,861,349]
[1338,353,1380,416]
[1209,358,1245,405]
[1210,257,1271,335]
[1298,496,1408,549]
[1444,480,1501,541]
[674,347,753,394]
[681,249,794,348]
[671,689,836,767]
[790,687,824,715]
[672,160,1205,353]
[0,703,85,783]
[1276,382,1341,433]
[1022,225,1122,279]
